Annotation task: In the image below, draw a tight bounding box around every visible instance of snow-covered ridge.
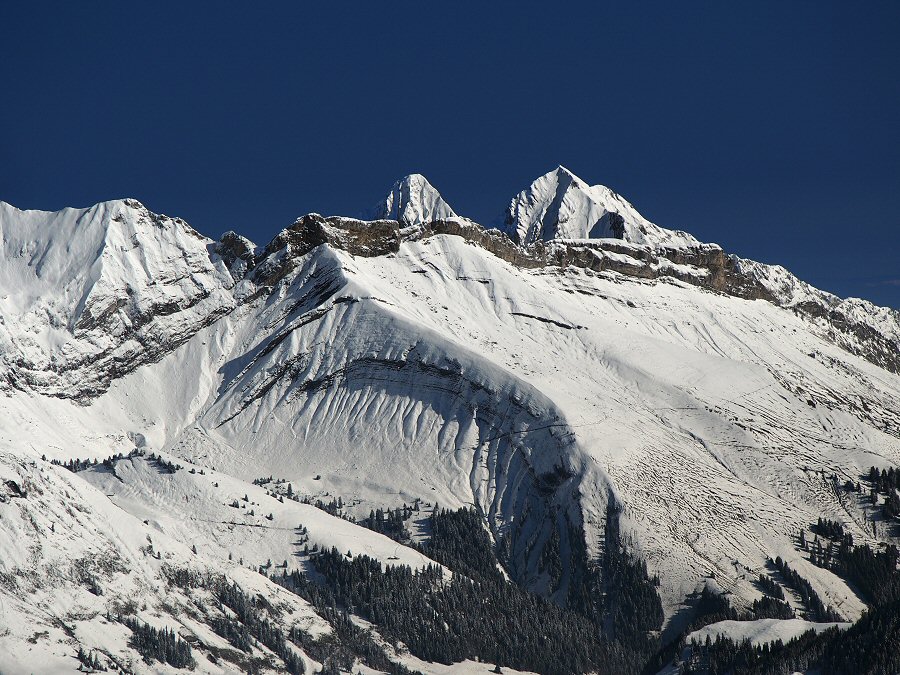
[3,168,899,407]
[328,191,900,375]
[733,256,900,373]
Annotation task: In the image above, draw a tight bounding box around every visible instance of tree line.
[684,512,900,674]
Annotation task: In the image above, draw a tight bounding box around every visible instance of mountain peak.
[552,164,577,179]
[498,167,701,250]
[365,173,457,226]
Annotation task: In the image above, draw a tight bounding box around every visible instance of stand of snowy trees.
[275,505,664,674]
[684,510,900,674]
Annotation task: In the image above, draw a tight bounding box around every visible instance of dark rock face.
[252,214,401,288]
[215,231,257,275]
[416,219,547,269]
[11,300,234,403]
[721,264,779,302]
[2,480,26,501]
[791,300,900,375]
[608,212,626,239]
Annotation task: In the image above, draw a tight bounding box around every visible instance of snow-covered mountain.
[1,169,899,673]
[0,199,236,399]
[364,173,457,226]
[497,165,701,250]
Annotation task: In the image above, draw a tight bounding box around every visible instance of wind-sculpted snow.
[182,249,604,598]
[172,230,898,620]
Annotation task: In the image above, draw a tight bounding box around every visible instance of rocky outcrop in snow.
[214,230,257,280]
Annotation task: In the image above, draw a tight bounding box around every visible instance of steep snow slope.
[364,174,457,226]
[497,165,701,249]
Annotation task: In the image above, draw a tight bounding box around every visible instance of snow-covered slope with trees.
[1,169,899,673]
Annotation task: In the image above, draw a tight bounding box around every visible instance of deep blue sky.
[2,3,898,307]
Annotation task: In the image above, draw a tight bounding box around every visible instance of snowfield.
[688,618,850,648]
[0,167,898,672]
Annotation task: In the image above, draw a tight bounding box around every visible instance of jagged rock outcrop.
[214,231,257,280]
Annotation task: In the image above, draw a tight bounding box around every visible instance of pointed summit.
[498,166,701,250]
[365,174,457,227]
